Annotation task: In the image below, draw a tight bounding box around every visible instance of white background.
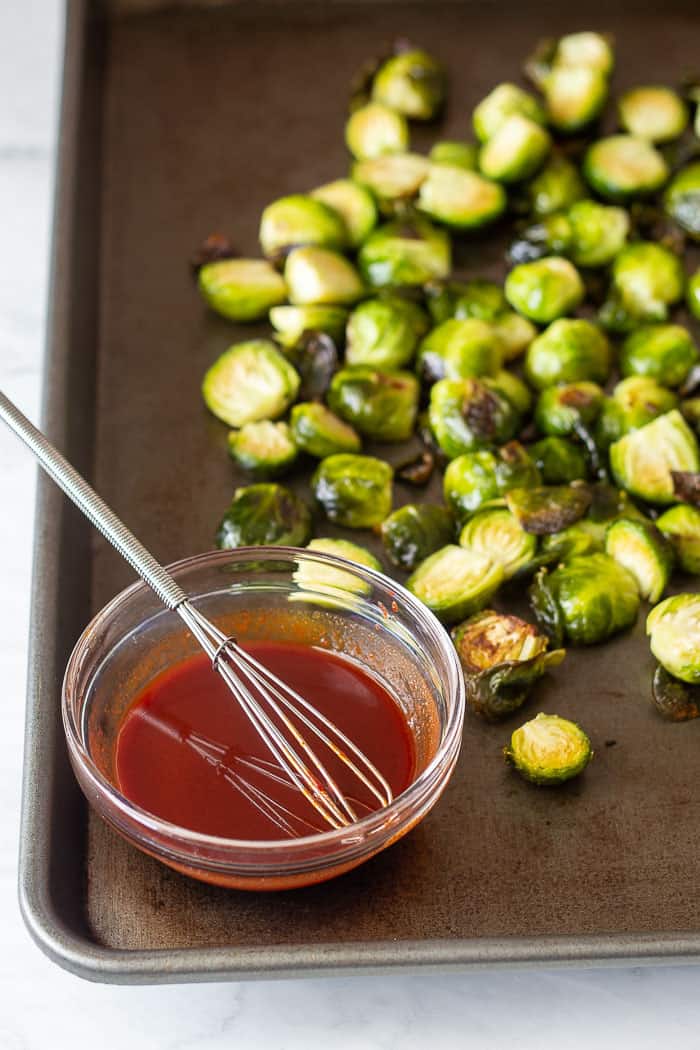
[1,3,699,1046]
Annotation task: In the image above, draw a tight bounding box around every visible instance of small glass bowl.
[62,547,464,890]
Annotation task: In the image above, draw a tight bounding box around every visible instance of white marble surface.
[2,3,700,1046]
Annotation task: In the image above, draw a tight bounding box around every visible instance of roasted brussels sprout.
[610,409,700,504]
[269,305,348,348]
[504,712,592,785]
[284,246,365,306]
[599,242,685,331]
[525,318,610,391]
[539,519,605,561]
[295,537,382,597]
[345,296,428,370]
[553,31,614,74]
[345,101,409,160]
[352,152,430,206]
[583,135,669,202]
[417,319,502,383]
[646,594,700,683]
[452,611,564,722]
[259,194,347,259]
[358,217,451,288]
[443,442,540,519]
[524,154,588,217]
[285,330,339,402]
[486,369,533,416]
[289,402,361,458]
[418,164,507,229]
[529,437,588,484]
[656,504,700,573]
[327,367,418,442]
[663,161,700,241]
[534,381,603,438]
[510,200,629,269]
[371,47,446,121]
[380,503,455,571]
[506,483,592,535]
[491,312,538,362]
[197,258,287,322]
[618,86,688,143]
[478,115,551,184]
[670,470,700,505]
[216,483,312,549]
[688,270,700,321]
[395,449,436,487]
[604,517,673,602]
[428,377,520,460]
[310,179,378,247]
[202,340,300,428]
[473,83,546,142]
[505,257,584,324]
[595,377,678,449]
[227,420,298,478]
[405,544,503,623]
[453,280,507,322]
[459,508,537,578]
[543,66,608,133]
[651,666,700,722]
[529,552,639,645]
[619,324,698,388]
[429,140,478,170]
[311,453,393,528]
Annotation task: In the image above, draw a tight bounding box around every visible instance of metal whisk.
[0,391,393,830]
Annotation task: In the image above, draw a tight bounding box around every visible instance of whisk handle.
[0,390,188,610]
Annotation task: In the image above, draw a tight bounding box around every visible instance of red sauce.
[115,641,415,840]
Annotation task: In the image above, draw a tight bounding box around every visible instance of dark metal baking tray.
[19,0,700,984]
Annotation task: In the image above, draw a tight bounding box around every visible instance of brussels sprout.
[429,140,478,170]
[619,86,688,143]
[295,537,382,597]
[381,503,455,571]
[525,154,588,218]
[599,242,685,331]
[197,259,287,322]
[405,545,503,623]
[418,164,507,229]
[428,377,519,460]
[289,402,361,458]
[681,396,700,435]
[505,257,584,324]
[529,552,639,646]
[443,442,540,519]
[227,421,298,478]
[310,179,378,247]
[543,66,608,133]
[525,319,610,391]
[555,31,614,74]
[595,377,678,449]
[416,319,502,383]
[216,483,311,549]
[663,162,700,241]
[486,369,533,416]
[609,409,700,504]
[327,367,418,442]
[452,611,564,722]
[619,325,698,388]
[646,594,700,683]
[269,305,348,348]
[358,217,451,288]
[259,194,347,259]
[504,712,592,785]
[473,83,546,143]
[284,246,365,306]
[491,312,538,362]
[311,453,393,528]
[505,483,592,535]
[352,152,430,206]
[583,135,669,201]
[656,504,700,573]
[453,280,507,322]
[345,101,409,160]
[567,200,629,268]
[670,471,700,505]
[371,48,446,121]
[345,296,428,370]
[459,508,537,578]
[534,381,603,437]
[478,116,551,184]
[539,520,605,562]
[688,270,700,320]
[395,449,436,487]
[529,437,588,484]
[285,330,339,402]
[604,517,673,602]
[651,666,700,722]
[202,340,300,428]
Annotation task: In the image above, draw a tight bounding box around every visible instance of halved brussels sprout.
[543,66,608,133]
[583,135,669,201]
[405,544,503,623]
[311,453,393,528]
[269,305,348,348]
[380,502,455,571]
[478,115,551,184]
[428,377,519,460]
[310,179,378,247]
[358,217,451,288]
[197,259,287,322]
[506,483,592,535]
[227,420,298,478]
[285,330,339,402]
[453,280,507,322]
[504,712,592,785]
[202,340,300,428]
[599,242,685,331]
[525,154,588,218]
[656,504,700,573]
[418,164,507,229]
[443,442,540,519]
[595,377,678,449]
[604,517,673,602]
[345,101,409,160]
[619,86,688,143]
[529,552,639,645]
[327,367,419,442]
[473,83,546,142]
[539,519,605,562]
[619,324,698,388]
[663,161,700,241]
[491,312,538,362]
[534,381,603,437]
[529,437,588,484]
[284,246,365,306]
[555,31,614,74]
[259,194,347,258]
[216,483,312,549]
[459,508,537,578]
[295,538,382,597]
[429,140,478,170]
[371,48,446,121]
[452,611,564,722]
[352,152,430,206]
[289,402,361,458]
[647,594,700,683]
[345,296,428,370]
[689,270,700,320]
[416,319,501,383]
[505,257,584,324]
[487,369,533,415]
[651,665,700,722]
[525,318,610,391]
[609,409,700,504]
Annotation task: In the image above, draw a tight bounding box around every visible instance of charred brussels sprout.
[418,165,507,229]
[345,101,409,160]
[443,442,540,519]
[534,381,603,437]
[651,666,700,722]
[371,48,446,121]
[345,296,428,370]
[604,517,673,602]
[311,453,393,528]
[459,508,537,578]
[227,421,298,478]
[505,712,592,785]
[478,116,551,184]
[619,325,698,388]
[609,410,700,504]
[405,545,503,623]
[529,552,639,645]
[453,611,564,722]
[619,86,688,143]
[525,319,610,391]
[506,483,592,535]
[269,305,348,348]
[429,141,478,170]
[487,369,533,416]
[583,135,669,201]
[310,179,377,247]
[525,154,588,218]
[290,402,361,458]
[529,437,588,484]
[381,503,455,571]
[473,83,546,142]
[595,377,678,448]
[295,538,382,597]
[656,504,700,573]
[216,484,311,549]
[491,312,538,362]
[428,377,520,459]
[505,257,584,324]
[285,331,339,402]
[688,271,700,320]
[328,367,418,442]
[358,218,451,288]
[202,340,300,428]
[197,259,287,322]
[543,66,608,133]
[599,242,685,331]
[647,594,700,683]
[259,194,347,258]
[663,162,700,241]
[284,247,365,306]
[417,319,501,383]
[352,152,430,207]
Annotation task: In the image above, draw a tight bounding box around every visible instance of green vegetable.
[371,48,446,121]
[405,544,503,623]
[618,86,688,143]
[269,305,348,348]
[534,381,603,437]
[353,152,430,206]
[345,296,429,370]
[505,712,592,785]
[380,503,455,571]
[505,483,592,535]
[539,520,605,561]
[491,312,538,362]
[543,66,608,133]
[311,453,393,528]
[310,179,377,247]
[663,161,700,241]
[553,31,614,74]
[651,666,700,722]
[647,594,700,683]
[688,270,700,320]
[259,194,347,258]
[285,331,338,402]
[656,504,700,573]
[595,377,678,449]
[418,164,507,228]
[619,324,698,388]
[202,340,300,428]
[609,409,700,504]
[197,259,287,322]
[525,318,610,391]
[443,442,540,520]
[487,369,533,415]
[604,517,673,602]
[345,101,409,160]
[529,437,588,484]
[564,200,629,267]
[289,402,361,458]
[599,242,685,331]
[505,256,584,324]
[428,377,520,460]
[358,217,451,288]
[284,246,365,306]
[417,319,502,383]
[429,141,478,170]
[227,421,298,478]
[473,83,546,142]
[459,508,537,578]
[327,367,419,442]
[295,537,382,597]
[525,154,588,217]
[583,135,669,201]
[453,280,507,322]
[216,483,311,549]
[478,115,551,183]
